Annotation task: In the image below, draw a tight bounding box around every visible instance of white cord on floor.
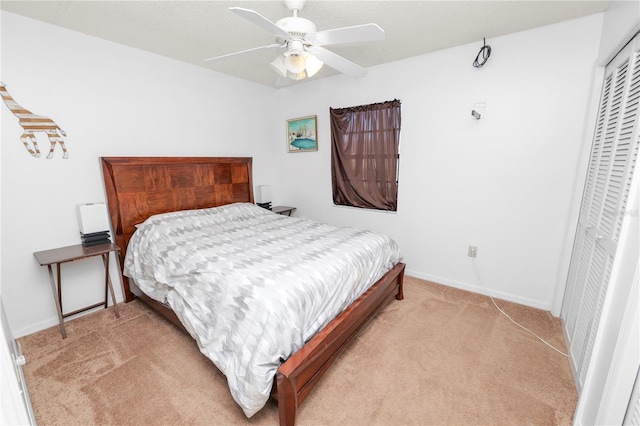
[472,260,568,358]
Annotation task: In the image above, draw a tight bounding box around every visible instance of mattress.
[124,202,402,417]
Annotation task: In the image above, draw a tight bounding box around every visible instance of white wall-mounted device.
[471,102,486,120]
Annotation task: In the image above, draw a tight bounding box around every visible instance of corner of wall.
[597,0,640,66]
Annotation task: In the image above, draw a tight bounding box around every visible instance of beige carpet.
[18,276,577,425]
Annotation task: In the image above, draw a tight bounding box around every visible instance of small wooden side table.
[272,206,296,216]
[33,243,121,338]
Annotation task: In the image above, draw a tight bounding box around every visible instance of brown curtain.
[330,99,401,211]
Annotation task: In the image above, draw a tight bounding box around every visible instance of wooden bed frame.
[100,156,405,425]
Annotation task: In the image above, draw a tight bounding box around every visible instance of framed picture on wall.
[287,115,318,153]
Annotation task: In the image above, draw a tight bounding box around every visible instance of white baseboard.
[404,268,552,312]
[12,303,118,338]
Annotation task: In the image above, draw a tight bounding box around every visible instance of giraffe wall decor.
[0,82,69,159]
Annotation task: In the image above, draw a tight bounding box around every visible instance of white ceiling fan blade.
[307,24,385,46]
[307,46,368,79]
[204,43,283,63]
[229,7,291,40]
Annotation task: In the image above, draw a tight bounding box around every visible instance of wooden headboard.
[100,157,254,302]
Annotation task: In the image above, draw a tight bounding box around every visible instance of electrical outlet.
[468,245,478,258]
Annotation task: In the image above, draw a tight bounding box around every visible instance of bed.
[100,156,405,425]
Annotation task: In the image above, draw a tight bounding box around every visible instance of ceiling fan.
[204,0,385,82]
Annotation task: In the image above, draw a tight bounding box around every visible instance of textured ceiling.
[1,1,608,88]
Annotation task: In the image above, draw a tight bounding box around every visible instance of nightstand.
[33,243,121,338]
[272,206,296,216]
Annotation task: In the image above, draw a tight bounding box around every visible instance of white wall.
[0,12,278,337]
[1,10,604,337]
[274,14,604,312]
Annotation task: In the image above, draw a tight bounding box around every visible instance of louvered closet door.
[624,368,640,425]
[562,34,640,393]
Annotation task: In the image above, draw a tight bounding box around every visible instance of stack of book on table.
[80,231,111,247]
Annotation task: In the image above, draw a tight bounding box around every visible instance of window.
[330,99,401,211]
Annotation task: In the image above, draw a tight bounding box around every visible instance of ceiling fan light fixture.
[285,52,306,74]
[287,70,307,80]
[285,40,306,73]
[271,49,323,80]
[270,55,288,77]
[304,52,323,77]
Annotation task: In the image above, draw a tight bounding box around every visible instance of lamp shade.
[77,202,110,234]
[270,56,287,77]
[270,43,323,81]
[304,52,323,77]
[255,185,272,204]
[285,40,306,73]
